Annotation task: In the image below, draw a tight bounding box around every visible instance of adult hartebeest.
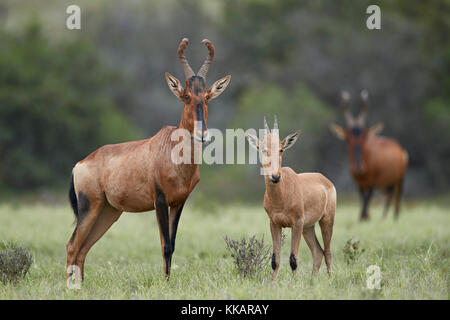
[66,38,231,288]
[330,90,408,221]
[246,117,336,280]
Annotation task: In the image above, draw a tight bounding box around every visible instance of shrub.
[343,238,365,264]
[0,245,33,284]
[224,235,271,277]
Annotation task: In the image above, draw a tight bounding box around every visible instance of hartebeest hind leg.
[319,217,334,276]
[270,221,282,280]
[66,196,104,288]
[382,186,394,219]
[393,179,404,220]
[75,204,122,281]
[303,227,323,277]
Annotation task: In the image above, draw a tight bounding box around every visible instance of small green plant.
[343,238,365,264]
[0,244,33,284]
[224,235,271,277]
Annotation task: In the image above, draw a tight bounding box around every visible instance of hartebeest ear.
[281,130,301,152]
[245,130,260,150]
[165,72,184,101]
[208,75,231,100]
[368,122,383,137]
[330,123,346,140]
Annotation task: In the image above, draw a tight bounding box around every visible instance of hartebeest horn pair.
[66,38,231,288]
[178,38,214,80]
[263,116,278,134]
[340,90,369,128]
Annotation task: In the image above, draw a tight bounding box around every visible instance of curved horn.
[340,90,354,127]
[358,89,369,126]
[197,39,215,78]
[273,115,278,130]
[177,38,195,79]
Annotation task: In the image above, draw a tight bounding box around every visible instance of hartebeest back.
[246,117,336,280]
[66,38,231,288]
[330,90,408,220]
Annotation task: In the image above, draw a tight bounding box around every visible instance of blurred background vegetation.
[0,0,448,202]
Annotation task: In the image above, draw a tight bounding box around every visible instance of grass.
[0,199,448,299]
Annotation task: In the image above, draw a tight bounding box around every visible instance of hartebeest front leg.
[155,185,171,279]
[290,220,304,276]
[360,187,373,221]
[270,221,282,281]
[168,203,185,268]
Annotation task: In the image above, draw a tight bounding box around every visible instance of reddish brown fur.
[65,39,231,288]
[330,91,408,220]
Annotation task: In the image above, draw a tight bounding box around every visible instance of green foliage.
[0,202,448,298]
[0,21,140,191]
[343,238,365,264]
[224,234,271,278]
[0,244,33,284]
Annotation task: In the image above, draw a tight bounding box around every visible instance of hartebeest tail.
[246,117,336,280]
[330,90,408,221]
[69,174,78,219]
[65,38,231,288]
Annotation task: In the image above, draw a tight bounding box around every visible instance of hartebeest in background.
[246,117,336,280]
[330,90,408,221]
[66,38,231,288]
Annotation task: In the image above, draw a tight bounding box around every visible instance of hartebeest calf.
[330,90,408,220]
[66,38,231,288]
[246,117,336,280]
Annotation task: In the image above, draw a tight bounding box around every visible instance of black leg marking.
[289,253,297,271]
[170,203,185,254]
[361,187,374,220]
[155,183,171,277]
[272,253,277,270]
[77,192,90,224]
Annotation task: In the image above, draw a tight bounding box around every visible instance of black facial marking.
[289,253,297,271]
[155,183,171,276]
[353,144,362,169]
[272,253,277,270]
[77,191,90,224]
[188,76,206,95]
[196,102,206,132]
[351,127,362,137]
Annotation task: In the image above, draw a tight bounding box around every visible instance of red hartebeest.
[246,117,336,280]
[330,90,408,221]
[66,38,231,288]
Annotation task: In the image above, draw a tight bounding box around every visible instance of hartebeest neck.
[178,108,194,133]
[264,175,284,208]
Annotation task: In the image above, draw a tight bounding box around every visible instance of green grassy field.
[0,199,448,299]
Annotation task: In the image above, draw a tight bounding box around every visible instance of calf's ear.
[245,130,260,150]
[281,130,301,152]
